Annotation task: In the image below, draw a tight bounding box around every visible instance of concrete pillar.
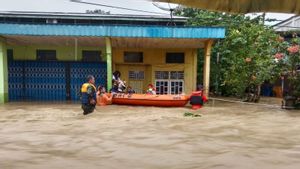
[203,40,213,97]
[105,37,112,90]
[0,38,8,103]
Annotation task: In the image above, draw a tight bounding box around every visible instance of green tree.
[275,35,300,98]
[175,9,281,99]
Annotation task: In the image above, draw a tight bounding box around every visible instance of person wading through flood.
[81,75,97,115]
[190,84,208,110]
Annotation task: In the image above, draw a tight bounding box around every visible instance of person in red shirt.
[190,85,208,110]
[146,84,156,95]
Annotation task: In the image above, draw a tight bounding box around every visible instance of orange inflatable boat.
[112,94,190,107]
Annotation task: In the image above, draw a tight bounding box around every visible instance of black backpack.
[190,95,204,105]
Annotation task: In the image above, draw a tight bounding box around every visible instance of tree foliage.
[175,8,281,97]
[274,36,300,97]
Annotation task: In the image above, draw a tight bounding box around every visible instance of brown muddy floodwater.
[0,101,300,169]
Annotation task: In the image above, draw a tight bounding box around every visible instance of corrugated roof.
[0,11,187,22]
[0,23,225,39]
[273,15,297,27]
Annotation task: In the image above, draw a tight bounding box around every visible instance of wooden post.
[0,38,8,103]
[203,40,213,97]
[106,37,112,90]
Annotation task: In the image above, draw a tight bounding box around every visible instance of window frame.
[82,50,102,62]
[36,50,57,61]
[166,52,185,64]
[128,70,145,80]
[155,71,185,95]
[124,52,144,63]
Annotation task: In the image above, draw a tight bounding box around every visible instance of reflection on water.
[0,101,300,169]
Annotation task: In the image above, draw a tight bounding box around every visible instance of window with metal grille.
[155,71,184,94]
[36,50,57,61]
[155,71,184,80]
[166,53,185,63]
[124,52,143,63]
[170,80,184,94]
[156,80,169,95]
[82,50,102,62]
[129,71,144,80]
[155,71,169,79]
[170,71,184,79]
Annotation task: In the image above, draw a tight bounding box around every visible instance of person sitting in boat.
[112,70,127,93]
[127,86,136,94]
[110,79,126,94]
[118,80,127,93]
[110,81,119,93]
[146,84,156,95]
[97,85,112,106]
[112,71,121,84]
[190,85,207,110]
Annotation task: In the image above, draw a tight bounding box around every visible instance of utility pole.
[262,12,266,25]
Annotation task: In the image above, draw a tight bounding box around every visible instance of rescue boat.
[112,94,190,107]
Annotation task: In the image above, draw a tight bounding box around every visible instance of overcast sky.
[0,0,294,25]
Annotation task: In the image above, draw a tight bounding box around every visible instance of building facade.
[0,12,225,102]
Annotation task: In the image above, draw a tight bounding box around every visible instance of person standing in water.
[81,75,97,115]
[190,84,207,110]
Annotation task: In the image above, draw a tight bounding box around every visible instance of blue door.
[8,61,107,102]
[70,62,107,101]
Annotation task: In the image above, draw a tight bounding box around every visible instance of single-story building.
[0,11,225,103]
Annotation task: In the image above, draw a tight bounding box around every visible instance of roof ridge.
[0,10,186,19]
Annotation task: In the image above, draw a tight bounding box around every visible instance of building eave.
[0,23,225,39]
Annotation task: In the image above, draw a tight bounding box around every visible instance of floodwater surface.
[0,101,300,169]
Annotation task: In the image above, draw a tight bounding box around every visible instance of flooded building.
[0,11,225,102]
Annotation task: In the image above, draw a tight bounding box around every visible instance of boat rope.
[209,97,282,109]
